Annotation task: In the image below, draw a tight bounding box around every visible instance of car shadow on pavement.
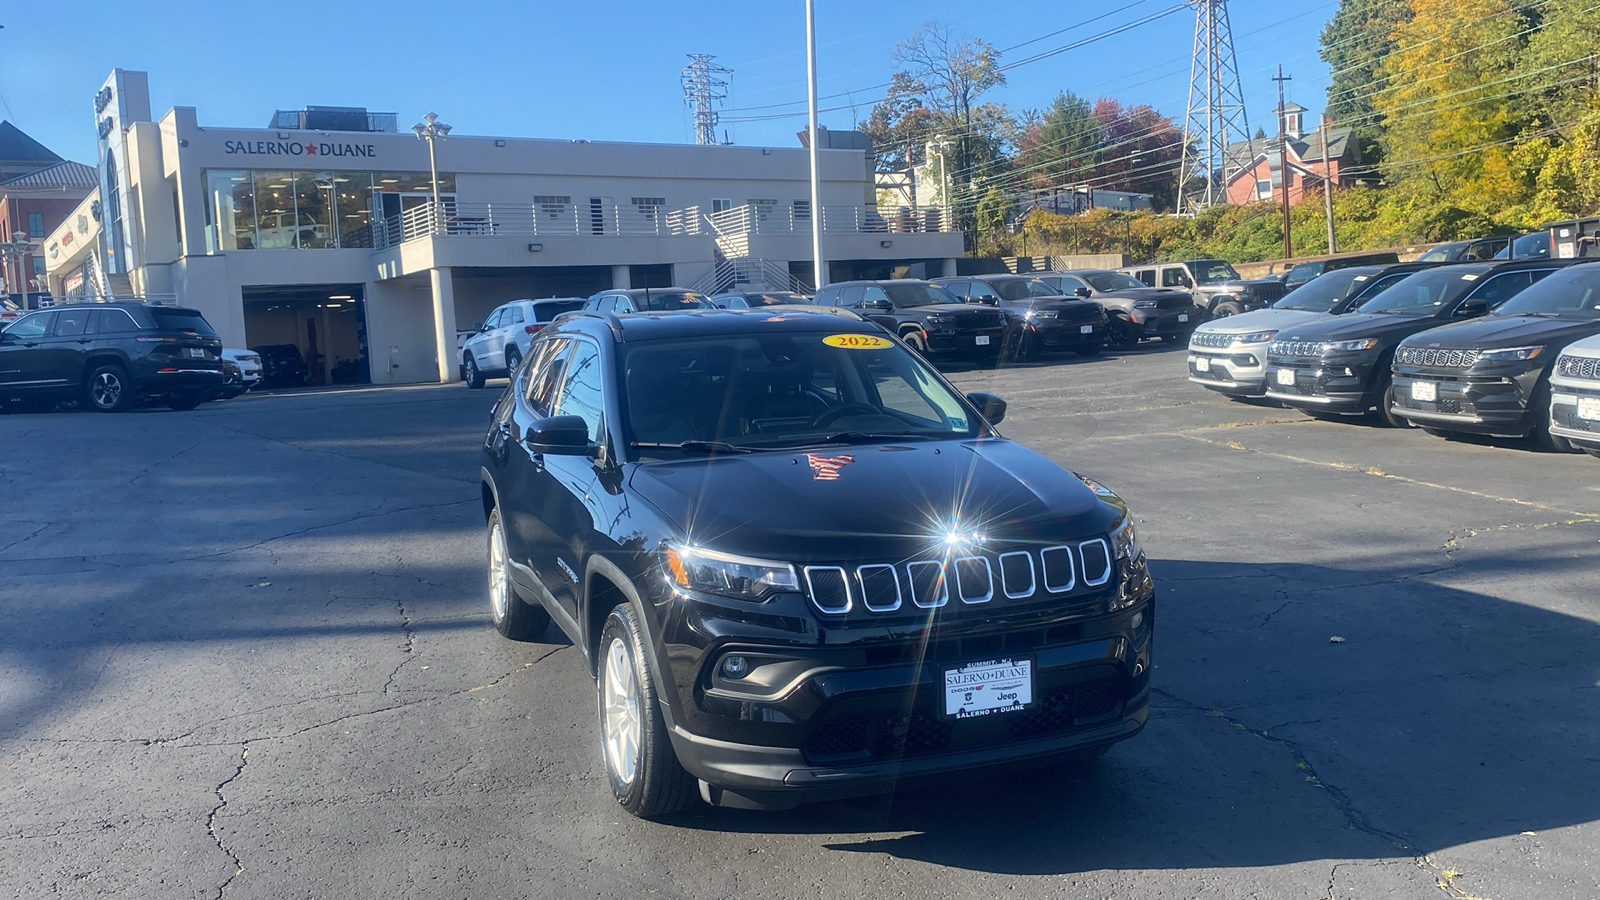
[670,553,1600,877]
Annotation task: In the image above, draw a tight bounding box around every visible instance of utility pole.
[1321,113,1337,254]
[1273,64,1292,260]
[907,134,917,217]
[805,0,827,289]
[681,54,733,146]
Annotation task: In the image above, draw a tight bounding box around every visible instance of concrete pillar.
[610,264,631,290]
[430,266,459,384]
[941,258,959,278]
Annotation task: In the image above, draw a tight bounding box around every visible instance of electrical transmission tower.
[681,54,733,146]
[1177,0,1251,213]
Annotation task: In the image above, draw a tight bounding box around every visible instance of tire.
[464,354,486,389]
[85,363,137,413]
[1526,382,1578,453]
[1421,427,1455,438]
[1160,334,1186,345]
[1375,382,1408,428]
[1211,301,1244,319]
[902,331,929,356]
[1106,317,1140,351]
[1585,448,1600,460]
[1074,342,1103,358]
[504,347,522,376]
[1007,330,1041,363]
[487,509,550,641]
[597,603,698,818]
[167,393,205,411]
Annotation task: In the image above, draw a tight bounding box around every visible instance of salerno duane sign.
[224,139,378,159]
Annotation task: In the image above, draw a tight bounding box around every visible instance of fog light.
[1131,611,1144,631]
[721,655,750,678]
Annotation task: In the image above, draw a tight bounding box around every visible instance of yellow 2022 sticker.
[823,333,893,350]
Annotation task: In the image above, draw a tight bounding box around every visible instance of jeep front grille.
[1396,346,1481,368]
[1269,340,1326,358]
[802,539,1114,615]
[1556,354,1600,380]
[1190,331,1235,349]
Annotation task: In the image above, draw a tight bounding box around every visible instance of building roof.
[1222,125,1356,186]
[0,160,98,189]
[0,121,63,166]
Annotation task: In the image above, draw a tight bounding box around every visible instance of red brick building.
[0,122,97,302]
[1221,104,1362,207]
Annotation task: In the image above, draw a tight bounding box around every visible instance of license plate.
[1411,381,1437,402]
[1178,314,1189,323]
[1276,368,1296,386]
[1193,356,1211,372]
[944,658,1032,719]
[1080,325,1094,334]
[975,334,990,346]
[183,348,207,359]
[1579,397,1600,421]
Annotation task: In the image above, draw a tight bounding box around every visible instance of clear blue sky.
[0,0,1335,165]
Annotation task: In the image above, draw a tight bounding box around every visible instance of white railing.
[689,257,812,295]
[706,203,953,236]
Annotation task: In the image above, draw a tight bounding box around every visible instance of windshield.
[534,299,588,322]
[884,283,959,307]
[992,279,1061,301]
[1495,232,1550,259]
[1357,269,1483,316]
[1287,262,1323,281]
[638,292,715,311]
[1491,267,1600,318]
[1192,260,1241,284]
[150,308,218,336]
[749,293,809,306]
[1274,269,1366,312]
[1418,244,1460,263]
[1081,272,1147,292]
[622,332,979,456]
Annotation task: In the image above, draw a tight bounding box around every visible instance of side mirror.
[967,391,1007,426]
[1455,298,1490,318]
[1178,276,1193,288]
[974,294,999,306]
[1073,287,1092,298]
[470,323,483,332]
[524,415,598,456]
[866,298,894,310]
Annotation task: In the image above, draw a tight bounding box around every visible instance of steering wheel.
[811,403,881,429]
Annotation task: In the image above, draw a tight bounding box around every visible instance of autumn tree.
[1319,0,1414,161]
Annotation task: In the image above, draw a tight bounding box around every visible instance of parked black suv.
[932,275,1108,360]
[1390,261,1600,450]
[253,343,308,388]
[1037,270,1201,349]
[480,307,1153,816]
[0,302,225,412]
[586,287,717,314]
[1265,259,1575,424]
[811,280,1006,362]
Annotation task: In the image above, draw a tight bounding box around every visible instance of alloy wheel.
[489,518,510,621]
[91,372,123,409]
[602,636,642,786]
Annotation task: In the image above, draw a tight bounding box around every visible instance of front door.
[857,285,900,333]
[0,311,57,392]
[525,338,605,624]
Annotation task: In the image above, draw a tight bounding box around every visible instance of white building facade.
[46,70,963,385]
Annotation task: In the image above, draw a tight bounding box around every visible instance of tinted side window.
[91,309,138,333]
[552,340,605,443]
[1161,268,1187,288]
[149,309,217,335]
[483,309,504,329]
[5,311,53,339]
[861,286,889,305]
[613,297,636,314]
[53,308,91,337]
[841,286,866,306]
[504,306,525,325]
[811,288,837,307]
[1133,270,1156,287]
[524,337,572,413]
[1468,272,1536,308]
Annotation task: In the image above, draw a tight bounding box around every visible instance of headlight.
[1133,300,1159,309]
[1325,338,1381,352]
[1024,309,1058,321]
[926,314,955,325]
[663,545,798,601]
[1111,516,1144,564]
[1478,345,1544,361]
[1233,330,1278,344]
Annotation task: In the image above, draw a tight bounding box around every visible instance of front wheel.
[1211,301,1243,319]
[597,603,698,818]
[1106,318,1140,351]
[1526,383,1578,453]
[902,331,929,356]
[487,509,550,640]
[1374,381,1408,428]
[86,364,137,412]
[1585,447,1600,460]
[464,354,486,389]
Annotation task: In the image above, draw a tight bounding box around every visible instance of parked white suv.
[1550,334,1600,458]
[461,298,587,388]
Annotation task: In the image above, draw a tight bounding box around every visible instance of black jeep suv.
[0,302,225,412]
[1036,270,1201,349]
[1390,260,1600,451]
[932,275,1108,360]
[1265,259,1575,425]
[810,280,1006,362]
[480,307,1153,816]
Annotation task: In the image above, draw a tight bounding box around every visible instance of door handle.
[76,338,92,344]
[23,342,38,348]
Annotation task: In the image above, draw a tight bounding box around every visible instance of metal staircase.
[689,257,812,296]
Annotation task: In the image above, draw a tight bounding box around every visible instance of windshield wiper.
[818,431,941,444]
[631,440,752,454]
[1503,311,1564,318]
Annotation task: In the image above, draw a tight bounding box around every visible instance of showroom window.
[202,168,454,252]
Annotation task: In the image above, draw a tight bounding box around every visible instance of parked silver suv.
[461,298,587,388]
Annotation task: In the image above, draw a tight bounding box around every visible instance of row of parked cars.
[1186,257,1600,459]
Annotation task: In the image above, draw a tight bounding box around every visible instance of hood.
[1196,308,1324,335]
[922,303,998,316]
[627,439,1118,563]
[1561,333,1600,360]
[1277,312,1438,344]
[1397,314,1600,351]
[1000,297,1103,315]
[1093,287,1186,302]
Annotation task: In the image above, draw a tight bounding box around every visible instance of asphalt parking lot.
[3,343,1598,900]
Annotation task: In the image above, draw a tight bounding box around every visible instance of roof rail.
[566,309,625,340]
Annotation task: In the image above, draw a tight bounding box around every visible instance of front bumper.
[1032,319,1107,348]
[1263,356,1378,412]
[1390,364,1543,436]
[1131,308,1199,338]
[1188,342,1269,396]
[926,326,1006,356]
[1550,381,1600,450]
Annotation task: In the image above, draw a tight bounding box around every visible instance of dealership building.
[44,69,963,384]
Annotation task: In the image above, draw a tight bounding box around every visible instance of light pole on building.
[412,112,451,233]
[0,230,42,308]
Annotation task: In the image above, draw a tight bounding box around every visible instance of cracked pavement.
[2,353,1598,899]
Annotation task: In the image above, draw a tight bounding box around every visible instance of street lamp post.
[412,112,452,234]
[0,230,42,308]
[805,0,827,290]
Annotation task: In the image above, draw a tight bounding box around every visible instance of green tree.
[1013,92,1102,191]
[1319,0,1413,161]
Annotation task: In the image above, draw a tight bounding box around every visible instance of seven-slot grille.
[956,311,1006,329]
[1189,331,1235,349]
[1556,354,1600,380]
[1269,340,1326,358]
[1396,346,1481,368]
[801,539,1114,615]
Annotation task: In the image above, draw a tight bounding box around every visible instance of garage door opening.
[243,284,370,387]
